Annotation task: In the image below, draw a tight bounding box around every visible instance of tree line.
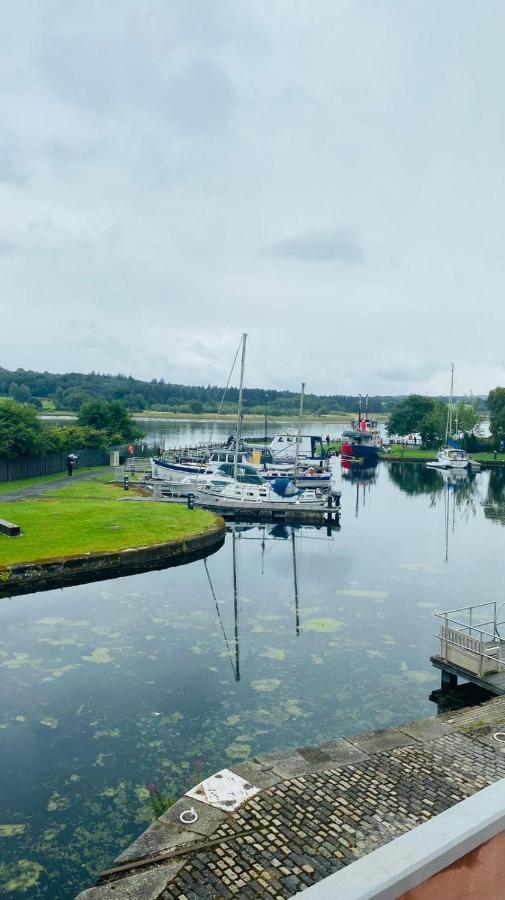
[0,399,142,459]
[0,366,404,415]
[387,390,503,448]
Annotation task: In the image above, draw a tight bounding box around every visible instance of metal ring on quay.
[179,807,198,824]
[493,732,505,743]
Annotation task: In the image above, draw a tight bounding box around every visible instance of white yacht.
[151,448,250,482]
[192,338,329,515]
[194,462,327,512]
[426,364,480,471]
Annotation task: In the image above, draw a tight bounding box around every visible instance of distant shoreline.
[41,411,389,423]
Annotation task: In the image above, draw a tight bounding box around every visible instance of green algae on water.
[81,647,114,664]
[260,647,285,661]
[0,860,44,893]
[304,618,344,632]
[250,678,281,692]
[0,824,27,837]
[40,717,58,730]
[336,589,388,602]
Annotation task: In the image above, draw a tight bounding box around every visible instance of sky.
[1,0,504,396]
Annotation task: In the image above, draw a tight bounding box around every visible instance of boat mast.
[295,382,305,470]
[233,333,247,481]
[445,362,454,444]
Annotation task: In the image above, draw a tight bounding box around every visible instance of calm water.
[1,461,504,898]
[130,417,374,448]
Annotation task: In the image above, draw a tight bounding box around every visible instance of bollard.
[187,493,194,510]
[123,475,129,491]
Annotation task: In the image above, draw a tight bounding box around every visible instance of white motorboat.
[428,448,471,469]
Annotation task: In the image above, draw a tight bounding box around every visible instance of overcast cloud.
[1,0,504,395]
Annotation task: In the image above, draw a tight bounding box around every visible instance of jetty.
[431,601,505,695]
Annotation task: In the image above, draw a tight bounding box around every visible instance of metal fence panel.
[0,448,110,483]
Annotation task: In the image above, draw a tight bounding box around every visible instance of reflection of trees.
[484,469,505,526]
[388,463,480,518]
[387,462,443,496]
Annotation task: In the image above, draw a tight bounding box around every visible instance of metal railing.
[435,602,505,676]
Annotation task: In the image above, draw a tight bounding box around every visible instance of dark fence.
[0,447,110,483]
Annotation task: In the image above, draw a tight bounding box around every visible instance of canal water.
[1,459,504,898]
[131,416,387,448]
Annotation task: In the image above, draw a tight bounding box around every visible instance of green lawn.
[0,488,217,566]
[0,467,110,495]
[382,445,436,459]
[382,446,505,463]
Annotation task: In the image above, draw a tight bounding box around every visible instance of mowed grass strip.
[0,467,110,495]
[0,496,216,566]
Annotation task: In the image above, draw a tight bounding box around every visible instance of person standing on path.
[66,455,74,476]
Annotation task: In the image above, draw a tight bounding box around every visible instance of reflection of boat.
[341,395,382,463]
[341,459,379,517]
[340,459,379,482]
[204,523,334,679]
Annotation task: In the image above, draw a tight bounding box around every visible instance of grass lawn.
[0,467,110,495]
[382,445,436,459]
[0,485,217,566]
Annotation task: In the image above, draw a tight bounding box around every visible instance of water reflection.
[341,460,379,517]
[387,461,444,497]
[483,469,505,526]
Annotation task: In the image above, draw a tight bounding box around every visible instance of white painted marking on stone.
[186,768,260,811]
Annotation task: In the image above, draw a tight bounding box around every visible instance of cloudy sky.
[1,0,504,395]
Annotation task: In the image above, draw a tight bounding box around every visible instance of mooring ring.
[493,732,505,743]
[180,807,198,824]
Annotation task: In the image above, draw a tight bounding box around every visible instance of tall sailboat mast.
[233,334,247,481]
[445,362,454,444]
[295,382,305,470]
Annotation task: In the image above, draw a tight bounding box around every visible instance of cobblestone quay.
[76,697,505,899]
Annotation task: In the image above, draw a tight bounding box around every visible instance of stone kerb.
[75,696,505,900]
[0,518,225,597]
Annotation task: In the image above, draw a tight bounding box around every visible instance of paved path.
[0,469,109,501]
[77,696,505,900]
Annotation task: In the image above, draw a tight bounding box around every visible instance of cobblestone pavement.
[77,696,505,900]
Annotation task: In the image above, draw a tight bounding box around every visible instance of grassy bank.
[0,467,110,495]
[0,482,217,567]
[381,445,505,463]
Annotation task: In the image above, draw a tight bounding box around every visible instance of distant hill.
[0,366,485,416]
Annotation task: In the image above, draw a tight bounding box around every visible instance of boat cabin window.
[216,463,264,485]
